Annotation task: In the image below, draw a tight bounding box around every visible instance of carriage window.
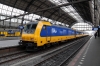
[43,25,46,30]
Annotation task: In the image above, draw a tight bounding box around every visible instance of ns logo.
[51,28,57,33]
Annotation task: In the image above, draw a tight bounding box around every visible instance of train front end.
[19,22,38,49]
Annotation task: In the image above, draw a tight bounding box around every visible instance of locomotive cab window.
[30,24,37,33]
[23,23,37,34]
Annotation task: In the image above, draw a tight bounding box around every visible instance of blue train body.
[40,25,78,37]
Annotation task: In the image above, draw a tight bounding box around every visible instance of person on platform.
[94,32,97,39]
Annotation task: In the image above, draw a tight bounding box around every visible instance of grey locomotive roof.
[27,21,38,24]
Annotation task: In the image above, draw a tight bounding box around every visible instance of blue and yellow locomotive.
[19,20,87,50]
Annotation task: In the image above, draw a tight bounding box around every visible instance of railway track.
[0,46,27,65]
[34,36,90,66]
[0,51,30,64]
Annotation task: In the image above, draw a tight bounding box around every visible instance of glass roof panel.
[8,7,13,11]
[49,0,84,22]
[71,22,92,31]
[0,4,3,8]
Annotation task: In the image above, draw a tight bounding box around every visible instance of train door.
[45,26,51,42]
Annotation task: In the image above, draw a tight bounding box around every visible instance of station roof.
[0,0,92,26]
[67,0,92,22]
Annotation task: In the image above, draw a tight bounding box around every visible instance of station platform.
[0,39,19,48]
[68,36,100,66]
[0,37,20,41]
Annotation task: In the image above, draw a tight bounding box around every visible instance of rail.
[34,36,90,66]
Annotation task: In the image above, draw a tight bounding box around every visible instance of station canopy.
[0,0,92,26]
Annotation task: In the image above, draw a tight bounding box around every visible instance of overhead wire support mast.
[0,0,89,22]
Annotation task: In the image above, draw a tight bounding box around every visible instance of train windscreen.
[23,24,37,34]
